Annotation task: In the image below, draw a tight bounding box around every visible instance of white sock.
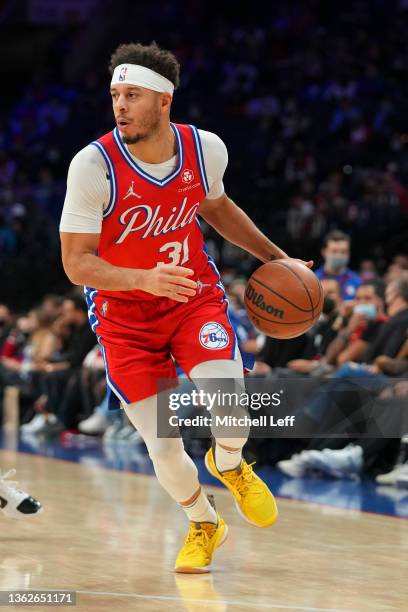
[215,443,242,472]
[181,489,217,524]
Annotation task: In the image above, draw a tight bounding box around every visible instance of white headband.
[111,63,174,94]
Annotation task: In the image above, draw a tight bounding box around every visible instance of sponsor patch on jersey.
[177,181,200,193]
[199,322,229,350]
[182,168,194,183]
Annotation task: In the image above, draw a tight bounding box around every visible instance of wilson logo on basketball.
[245,283,284,319]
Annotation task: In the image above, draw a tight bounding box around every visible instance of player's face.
[111,84,162,144]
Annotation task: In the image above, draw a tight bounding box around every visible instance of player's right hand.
[138,264,197,302]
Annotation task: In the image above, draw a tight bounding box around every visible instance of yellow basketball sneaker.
[205,447,278,528]
[174,514,228,574]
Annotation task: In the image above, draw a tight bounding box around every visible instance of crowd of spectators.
[2,1,408,307]
[253,238,408,486]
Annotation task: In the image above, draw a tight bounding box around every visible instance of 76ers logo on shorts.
[199,322,229,350]
[182,168,194,183]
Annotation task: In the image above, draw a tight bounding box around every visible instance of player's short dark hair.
[323,230,351,247]
[109,41,180,89]
[360,279,385,300]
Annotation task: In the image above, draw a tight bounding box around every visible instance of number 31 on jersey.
[158,234,190,266]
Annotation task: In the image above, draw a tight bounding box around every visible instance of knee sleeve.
[149,438,199,502]
[123,394,200,503]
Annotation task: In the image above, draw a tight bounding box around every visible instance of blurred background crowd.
[1,0,408,491]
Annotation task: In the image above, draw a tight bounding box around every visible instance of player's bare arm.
[60,231,197,302]
[199,193,313,267]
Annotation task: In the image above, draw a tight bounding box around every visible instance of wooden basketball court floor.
[1,447,408,612]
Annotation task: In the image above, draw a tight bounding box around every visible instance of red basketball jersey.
[90,123,213,300]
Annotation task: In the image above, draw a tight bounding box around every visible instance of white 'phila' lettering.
[115,198,200,244]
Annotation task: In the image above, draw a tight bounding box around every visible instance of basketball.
[244,259,323,339]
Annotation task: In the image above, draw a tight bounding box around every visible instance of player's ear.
[160,92,172,113]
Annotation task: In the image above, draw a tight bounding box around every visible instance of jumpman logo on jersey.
[197,279,211,294]
[123,181,142,200]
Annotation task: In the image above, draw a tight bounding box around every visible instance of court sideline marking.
[74,589,359,612]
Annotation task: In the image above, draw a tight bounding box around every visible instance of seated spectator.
[286,278,343,374]
[21,291,96,435]
[0,306,60,399]
[0,314,35,393]
[360,272,408,365]
[0,305,14,350]
[38,294,63,323]
[358,259,378,281]
[383,254,408,284]
[253,335,308,375]
[324,279,387,367]
[1,314,31,364]
[315,230,361,300]
[372,336,408,376]
[277,273,408,478]
[303,272,408,384]
[279,368,408,480]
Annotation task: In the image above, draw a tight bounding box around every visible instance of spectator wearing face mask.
[301,272,408,387]
[360,272,408,366]
[315,230,361,300]
[324,279,387,366]
[277,274,408,479]
[285,272,408,435]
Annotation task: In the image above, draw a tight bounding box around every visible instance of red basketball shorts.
[87,284,237,405]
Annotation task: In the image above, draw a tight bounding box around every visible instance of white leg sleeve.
[123,394,200,503]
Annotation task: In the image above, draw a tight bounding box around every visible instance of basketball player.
[0,469,43,519]
[60,42,312,573]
